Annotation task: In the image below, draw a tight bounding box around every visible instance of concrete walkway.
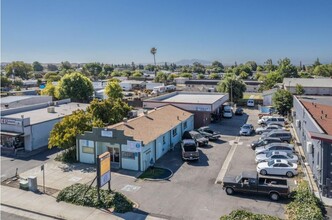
[0,185,162,220]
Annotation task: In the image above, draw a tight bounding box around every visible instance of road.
[1,211,34,220]
[1,148,59,182]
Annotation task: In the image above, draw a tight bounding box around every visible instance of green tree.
[217,75,246,103]
[209,73,220,79]
[264,59,277,72]
[180,72,192,78]
[313,58,321,68]
[272,89,293,116]
[144,64,156,72]
[211,61,224,72]
[0,75,12,88]
[150,47,157,66]
[5,61,32,79]
[59,61,72,70]
[44,72,61,81]
[155,72,168,83]
[103,64,114,76]
[277,58,298,77]
[47,64,58,71]
[55,72,93,102]
[82,63,103,79]
[313,65,331,77]
[105,79,123,100]
[245,61,257,71]
[192,62,205,74]
[41,81,56,98]
[197,74,205,79]
[239,71,249,79]
[167,73,178,81]
[48,110,94,151]
[32,61,44,71]
[132,70,143,77]
[260,71,283,91]
[111,71,122,77]
[295,84,305,95]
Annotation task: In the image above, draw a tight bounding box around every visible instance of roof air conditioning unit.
[296,120,301,128]
[307,141,313,154]
[47,106,55,113]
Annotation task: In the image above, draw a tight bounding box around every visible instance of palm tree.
[150,47,157,66]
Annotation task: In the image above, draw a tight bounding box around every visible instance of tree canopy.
[32,61,44,71]
[105,79,124,100]
[217,75,246,103]
[55,72,93,102]
[273,89,293,116]
[41,81,56,98]
[5,61,32,79]
[295,84,305,95]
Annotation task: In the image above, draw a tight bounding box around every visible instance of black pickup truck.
[222,171,290,201]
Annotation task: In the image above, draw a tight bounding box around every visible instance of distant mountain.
[174,59,212,66]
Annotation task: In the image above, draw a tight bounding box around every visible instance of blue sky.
[2,0,332,65]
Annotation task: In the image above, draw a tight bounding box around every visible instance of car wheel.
[260,169,267,175]
[258,131,262,135]
[270,192,280,201]
[286,171,294,178]
[225,187,234,195]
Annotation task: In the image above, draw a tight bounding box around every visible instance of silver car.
[255,151,298,163]
[255,125,285,135]
[239,124,254,136]
[255,143,294,155]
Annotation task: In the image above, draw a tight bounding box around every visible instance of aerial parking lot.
[115,107,293,220]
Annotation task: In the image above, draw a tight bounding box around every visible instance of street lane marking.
[69,177,82,182]
[121,184,141,192]
[215,137,240,184]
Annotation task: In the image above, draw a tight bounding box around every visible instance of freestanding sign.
[97,152,111,190]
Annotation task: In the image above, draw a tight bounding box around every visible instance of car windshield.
[268,160,275,166]
[183,144,197,152]
[235,175,242,183]
[266,151,273,157]
[224,110,231,113]
[204,129,214,134]
[243,125,250,129]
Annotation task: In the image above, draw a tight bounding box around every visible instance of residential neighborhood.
[1,0,332,220]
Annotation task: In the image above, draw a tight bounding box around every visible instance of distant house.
[262,88,278,106]
[119,80,146,91]
[242,80,263,93]
[283,78,332,95]
[293,96,332,198]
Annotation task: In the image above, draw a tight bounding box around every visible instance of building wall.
[121,143,139,170]
[263,94,273,106]
[79,139,95,164]
[30,119,61,150]
[141,141,156,171]
[288,87,332,95]
[293,97,326,191]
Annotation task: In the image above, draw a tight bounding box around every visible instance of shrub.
[220,210,280,220]
[55,148,77,163]
[57,183,133,213]
[286,181,324,220]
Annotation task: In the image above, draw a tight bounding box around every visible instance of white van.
[247,99,255,107]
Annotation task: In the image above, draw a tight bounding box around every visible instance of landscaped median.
[56,183,134,213]
[138,166,173,180]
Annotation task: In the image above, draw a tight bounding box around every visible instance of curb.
[140,166,173,181]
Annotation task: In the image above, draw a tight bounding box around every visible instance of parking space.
[112,107,287,219]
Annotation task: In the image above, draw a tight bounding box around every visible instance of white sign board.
[101,130,113,137]
[126,141,142,152]
[196,106,211,112]
[0,118,22,126]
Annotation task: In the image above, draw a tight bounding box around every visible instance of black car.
[196,126,220,141]
[251,137,283,150]
[235,108,244,115]
[182,130,209,147]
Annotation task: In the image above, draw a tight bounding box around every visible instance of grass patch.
[56,183,133,213]
[139,167,172,179]
[243,93,263,100]
[220,210,281,220]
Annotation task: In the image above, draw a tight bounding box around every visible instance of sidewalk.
[0,185,162,220]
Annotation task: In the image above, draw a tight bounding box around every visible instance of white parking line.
[215,137,240,184]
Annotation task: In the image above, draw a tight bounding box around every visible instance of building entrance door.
[108,146,120,168]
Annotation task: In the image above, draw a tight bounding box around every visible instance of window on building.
[184,121,187,129]
[172,128,177,137]
[163,136,166,145]
[122,151,135,159]
[82,146,94,154]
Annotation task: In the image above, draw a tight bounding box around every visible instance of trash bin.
[28,176,38,192]
[19,180,29,191]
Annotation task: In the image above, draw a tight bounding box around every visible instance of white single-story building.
[120,80,146,91]
[1,96,52,110]
[76,105,194,171]
[262,88,278,106]
[283,78,332,95]
[1,99,89,153]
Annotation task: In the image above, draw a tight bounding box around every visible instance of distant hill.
[174,59,212,66]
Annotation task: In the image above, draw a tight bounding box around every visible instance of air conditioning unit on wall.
[307,141,313,154]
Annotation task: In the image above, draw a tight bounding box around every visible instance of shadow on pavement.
[225,192,291,204]
[1,147,61,162]
[187,149,209,167]
[59,162,97,173]
[154,144,184,175]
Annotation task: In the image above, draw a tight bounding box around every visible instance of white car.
[255,125,285,135]
[257,159,298,177]
[257,116,273,125]
[223,109,233,118]
[247,99,255,107]
[255,143,294,155]
[239,124,254,136]
[255,151,298,163]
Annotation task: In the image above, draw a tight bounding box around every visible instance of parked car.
[182,130,209,147]
[258,116,273,125]
[222,171,290,201]
[260,130,292,143]
[223,108,233,118]
[251,137,283,150]
[255,124,285,135]
[255,151,298,163]
[262,117,286,127]
[181,139,199,161]
[239,124,254,136]
[255,143,294,155]
[257,159,298,177]
[235,107,244,115]
[196,126,220,141]
[247,99,255,107]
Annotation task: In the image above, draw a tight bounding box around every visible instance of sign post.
[97,152,111,202]
[41,164,45,193]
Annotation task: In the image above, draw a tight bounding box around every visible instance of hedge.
[220,210,281,220]
[56,183,133,213]
[286,181,324,220]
